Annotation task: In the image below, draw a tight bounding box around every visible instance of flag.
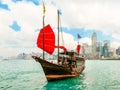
[77,44,81,54]
[43,3,46,15]
[77,34,81,39]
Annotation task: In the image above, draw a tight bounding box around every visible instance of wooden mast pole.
[42,3,45,60]
[57,10,60,62]
[43,15,45,60]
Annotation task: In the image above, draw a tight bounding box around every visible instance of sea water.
[0,59,120,90]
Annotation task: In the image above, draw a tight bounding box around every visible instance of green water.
[0,60,120,90]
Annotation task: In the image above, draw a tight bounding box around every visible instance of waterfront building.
[81,43,92,59]
[96,42,102,59]
[116,47,120,55]
[85,32,119,59]
[102,40,110,58]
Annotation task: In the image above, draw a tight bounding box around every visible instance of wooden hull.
[32,56,85,81]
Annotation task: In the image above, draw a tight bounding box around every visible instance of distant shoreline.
[88,58,120,60]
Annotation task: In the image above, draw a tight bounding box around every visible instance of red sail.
[37,24,55,54]
[77,44,81,54]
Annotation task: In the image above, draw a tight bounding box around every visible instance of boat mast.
[43,15,45,60]
[57,10,60,62]
[42,3,45,60]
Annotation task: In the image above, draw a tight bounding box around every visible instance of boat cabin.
[59,51,84,68]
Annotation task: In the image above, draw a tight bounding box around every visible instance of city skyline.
[81,32,120,59]
[0,0,120,57]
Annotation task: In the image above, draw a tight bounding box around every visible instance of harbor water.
[0,59,120,90]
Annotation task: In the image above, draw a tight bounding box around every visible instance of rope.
[59,15,65,46]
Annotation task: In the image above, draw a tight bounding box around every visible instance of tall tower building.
[91,32,97,59]
[92,32,97,46]
[92,32,97,51]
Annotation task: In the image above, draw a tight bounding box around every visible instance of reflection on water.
[44,73,87,90]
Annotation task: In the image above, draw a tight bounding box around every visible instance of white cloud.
[54,0,120,47]
[50,0,120,41]
[0,0,120,57]
[80,37,92,46]
[0,1,41,57]
[0,1,76,57]
[111,41,120,49]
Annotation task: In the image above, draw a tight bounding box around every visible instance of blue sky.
[0,0,120,57]
[61,27,113,42]
[9,21,21,31]
[0,0,9,10]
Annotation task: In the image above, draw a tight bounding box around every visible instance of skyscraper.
[92,32,97,53]
[92,32,97,46]
[91,32,97,59]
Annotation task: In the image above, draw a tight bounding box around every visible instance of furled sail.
[55,46,67,52]
[37,24,55,54]
[77,44,81,54]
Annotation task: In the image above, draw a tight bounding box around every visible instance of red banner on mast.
[77,44,81,54]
